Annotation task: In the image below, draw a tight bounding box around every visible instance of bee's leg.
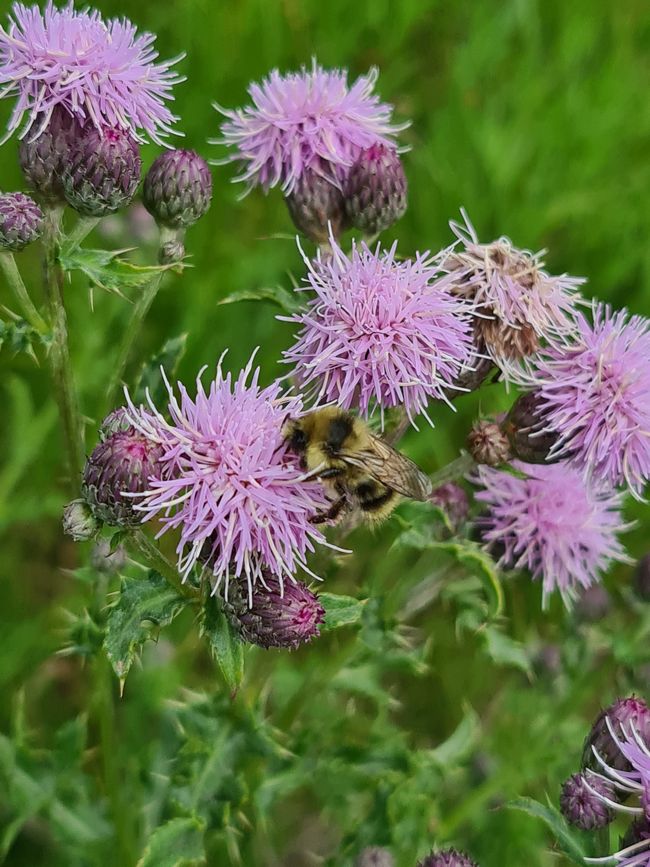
[319,467,346,480]
[310,493,348,525]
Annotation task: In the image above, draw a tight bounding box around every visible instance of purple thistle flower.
[429,482,469,528]
[125,353,329,598]
[584,698,650,773]
[475,461,630,607]
[0,191,42,251]
[417,849,478,867]
[0,2,184,146]
[215,61,405,194]
[442,211,584,367]
[584,718,650,867]
[511,303,650,498]
[559,771,615,830]
[281,237,474,425]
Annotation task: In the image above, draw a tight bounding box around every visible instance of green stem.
[64,215,101,251]
[429,452,476,487]
[95,651,135,864]
[129,529,199,602]
[42,207,84,491]
[0,251,48,332]
[105,226,178,410]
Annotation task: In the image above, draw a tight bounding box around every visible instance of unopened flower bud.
[506,392,558,464]
[143,149,212,229]
[430,482,469,527]
[62,498,101,541]
[90,538,128,575]
[344,144,407,236]
[634,554,650,602]
[100,408,135,441]
[19,106,82,204]
[0,193,43,251]
[560,772,614,830]
[417,849,479,867]
[82,430,163,527]
[285,168,347,243]
[63,126,141,217]
[574,585,611,623]
[583,697,650,771]
[224,576,325,650]
[467,420,511,466]
[356,847,394,867]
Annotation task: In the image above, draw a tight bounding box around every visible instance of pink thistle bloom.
[585,719,650,867]
[125,353,329,600]
[442,211,584,367]
[281,237,475,426]
[0,2,184,145]
[511,303,650,499]
[214,61,406,194]
[475,461,630,608]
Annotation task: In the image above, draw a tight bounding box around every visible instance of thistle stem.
[105,225,177,410]
[129,529,199,602]
[0,251,48,332]
[65,215,101,251]
[42,206,84,491]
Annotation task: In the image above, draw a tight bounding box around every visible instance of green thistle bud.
[285,167,348,243]
[467,419,511,466]
[62,498,101,541]
[143,149,212,229]
[344,144,407,236]
[19,106,82,205]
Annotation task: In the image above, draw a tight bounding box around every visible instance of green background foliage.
[1,1,649,865]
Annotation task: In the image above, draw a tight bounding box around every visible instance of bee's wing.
[341,434,433,501]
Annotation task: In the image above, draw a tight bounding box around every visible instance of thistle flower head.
[560,771,615,830]
[584,697,650,773]
[285,165,348,243]
[223,574,324,649]
[143,148,212,229]
[505,391,560,465]
[0,191,42,251]
[18,104,81,203]
[282,237,474,425]
[344,143,408,236]
[443,212,584,366]
[466,419,511,466]
[430,482,469,528]
[0,2,183,145]
[82,426,164,528]
[417,849,478,867]
[475,461,630,607]
[125,353,328,597]
[62,498,100,541]
[511,303,650,498]
[216,62,404,194]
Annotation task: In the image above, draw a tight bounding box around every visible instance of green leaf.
[320,593,367,630]
[483,625,533,676]
[104,571,187,682]
[60,247,173,296]
[200,597,245,695]
[395,529,504,618]
[217,284,303,314]
[136,816,206,867]
[507,797,586,863]
[133,333,188,405]
[429,705,480,767]
[0,316,48,360]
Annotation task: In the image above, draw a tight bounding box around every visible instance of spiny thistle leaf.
[0,316,49,360]
[200,596,245,695]
[104,571,187,682]
[59,247,175,295]
[136,816,206,867]
[217,284,303,314]
[319,593,367,630]
[507,797,586,863]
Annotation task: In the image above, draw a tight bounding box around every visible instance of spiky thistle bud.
[99,408,134,440]
[143,149,212,229]
[18,106,82,204]
[505,392,559,464]
[285,167,348,243]
[0,192,43,252]
[62,499,101,541]
[90,538,128,575]
[583,696,650,771]
[430,482,469,528]
[356,847,395,867]
[344,143,407,236]
[417,849,479,867]
[63,126,141,217]
[559,772,615,830]
[634,554,650,602]
[467,420,511,466]
[82,429,163,527]
[223,576,325,650]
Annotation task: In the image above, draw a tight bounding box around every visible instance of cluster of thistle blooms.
[559,695,650,866]
[355,846,479,867]
[0,2,211,260]
[4,5,648,652]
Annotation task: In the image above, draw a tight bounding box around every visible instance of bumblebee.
[283,407,432,524]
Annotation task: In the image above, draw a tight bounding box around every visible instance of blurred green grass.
[1,0,649,865]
